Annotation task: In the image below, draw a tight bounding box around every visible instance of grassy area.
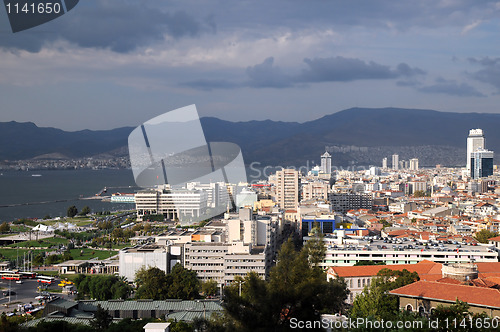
[42,216,92,225]
[10,225,31,232]
[111,243,130,250]
[73,220,94,227]
[0,248,45,260]
[69,248,116,260]
[7,237,69,249]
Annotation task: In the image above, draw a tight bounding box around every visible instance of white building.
[302,181,329,201]
[321,152,332,175]
[135,187,208,224]
[275,169,300,210]
[119,245,169,282]
[409,158,419,171]
[467,129,485,174]
[392,154,399,170]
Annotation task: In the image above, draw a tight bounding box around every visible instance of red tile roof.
[327,260,441,279]
[389,280,500,309]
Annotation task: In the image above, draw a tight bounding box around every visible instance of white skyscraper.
[321,151,332,175]
[467,129,485,174]
[275,169,299,210]
[382,157,388,169]
[409,158,419,171]
[392,154,399,170]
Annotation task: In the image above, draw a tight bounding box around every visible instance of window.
[358,279,361,287]
[406,304,413,312]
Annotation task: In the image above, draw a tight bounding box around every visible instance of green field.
[0,248,45,260]
[69,248,117,260]
[7,237,69,249]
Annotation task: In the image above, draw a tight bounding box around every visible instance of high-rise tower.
[321,151,332,175]
[392,154,399,170]
[467,129,485,174]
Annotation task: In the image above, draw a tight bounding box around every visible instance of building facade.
[467,129,485,174]
[275,169,300,210]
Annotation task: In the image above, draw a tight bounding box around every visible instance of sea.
[0,169,138,222]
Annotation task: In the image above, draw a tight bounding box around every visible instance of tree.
[90,304,112,330]
[62,251,73,261]
[67,205,78,218]
[74,274,132,300]
[32,253,44,266]
[168,320,194,332]
[0,222,10,234]
[202,279,218,297]
[167,263,200,300]
[474,229,499,244]
[303,226,325,267]
[350,268,420,321]
[217,238,348,331]
[135,265,200,300]
[79,206,91,216]
[135,266,170,300]
[431,300,490,332]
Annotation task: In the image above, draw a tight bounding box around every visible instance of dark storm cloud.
[185,56,426,90]
[245,57,293,88]
[297,57,425,83]
[417,77,485,97]
[0,0,210,53]
[467,57,500,91]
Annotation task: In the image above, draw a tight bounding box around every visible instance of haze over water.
[0,169,137,221]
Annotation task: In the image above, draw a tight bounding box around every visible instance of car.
[15,280,23,284]
[3,290,16,296]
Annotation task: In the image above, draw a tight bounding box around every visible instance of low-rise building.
[389,280,500,317]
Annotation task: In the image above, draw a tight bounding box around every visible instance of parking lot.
[0,277,75,314]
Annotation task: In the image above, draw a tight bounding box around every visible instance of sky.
[1,0,500,130]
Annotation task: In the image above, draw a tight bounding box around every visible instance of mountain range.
[2,107,500,167]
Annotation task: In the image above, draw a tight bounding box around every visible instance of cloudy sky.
[1,0,500,130]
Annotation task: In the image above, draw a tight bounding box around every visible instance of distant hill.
[2,107,500,167]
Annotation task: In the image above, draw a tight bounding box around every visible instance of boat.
[32,174,42,177]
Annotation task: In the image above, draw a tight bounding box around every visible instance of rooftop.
[389,280,500,309]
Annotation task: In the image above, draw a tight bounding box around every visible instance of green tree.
[167,263,200,300]
[79,206,91,216]
[351,268,419,321]
[168,320,194,332]
[32,253,44,266]
[431,300,490,332]
[67,205,78,218]
[74,274,132,300]
[303,226,325,267]
[90,304,112,330]
[217,238,348,331]
[61,251,73,261]
[135,266,170,300]
[474,229,499,244]
[202,279,218,297]
[0,222,10,234]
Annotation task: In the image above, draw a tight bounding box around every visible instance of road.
[0,278,75,314]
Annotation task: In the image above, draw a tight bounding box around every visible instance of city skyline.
[1,1,500,130]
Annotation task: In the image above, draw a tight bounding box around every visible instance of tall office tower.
[409,158,419,171]
[471,148,494,179]
[321,151,332,174]
[467,129,485,173]
[276,169,300,209]
[382,157,388,169]
[392,154,399,170]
